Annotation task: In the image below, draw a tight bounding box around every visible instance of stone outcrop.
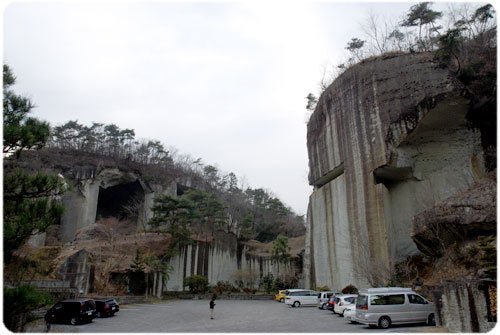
[305,53,489,290]
[412,172,496,257]
[57,167,169,243]
[18,159,304,295]
[434,279,496,332]
[167,233,304,291]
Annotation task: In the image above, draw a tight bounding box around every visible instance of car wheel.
[378,316,391,329]
[70,317,77,326]
[427,313,436,326]
[292,301,300,308]
[96,311,102,318]
[322,303,327,310]
[280,298,285,303]
[341,310,345,317]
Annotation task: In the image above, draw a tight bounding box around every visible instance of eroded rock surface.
[305,53,488,289]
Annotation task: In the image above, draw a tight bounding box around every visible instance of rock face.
[305,53,487,289]
[412,173,496,257]
[57,167,173,243]
[25,163,304,294]
[436,279,496,332]
[167,233,304,291]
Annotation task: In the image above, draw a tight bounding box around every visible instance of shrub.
[260,274,275,293]
[184,275,209,294]
[315,285,331,292]
[4,285,53,331]
[213,281,239,294]
[341,284,358,294]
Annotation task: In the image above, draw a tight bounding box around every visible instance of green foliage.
[3,65,66,262]
[260,273,275,293]
[272,234,291,272]
[305,93,318,111]
[345,37,365,62]
[479,237,496,279]
[239,212,254,240]
[149,194,195,257]
[183,189,226,233]
[144,252,173,289]
[130,249,145,272]
[47,119,306,243]
[341,284,359,294]
[401,2,442,51]
[128,249,146,294]
[435,27,465,68]
[401,2,442,28]
[184,275,209,293]
[3,64,50,156]
[273,273,299,290]
[3,285,53,331]
[149,189,228,258]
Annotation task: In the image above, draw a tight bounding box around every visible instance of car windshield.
[82,301,95,311]
[356,295,368,309]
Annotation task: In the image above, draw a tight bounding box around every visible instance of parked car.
[95,298,120,317]
[317,291,335,309]
[333,294,357,316]
[343,304,358,323]
[285,290,318,307]
[45,299,96,325]
[354,287,435,329]
[330,295,345,313]
[326,294,340,311]
[275,290,287,303]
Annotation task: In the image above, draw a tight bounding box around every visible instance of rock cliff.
[305,53,491,290]
[6,150,304,295]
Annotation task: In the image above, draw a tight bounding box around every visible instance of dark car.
[45,299,96,325]
[326,293,342,311]
[95,298,120,317]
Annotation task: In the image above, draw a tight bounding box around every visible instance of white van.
[285,290,318,308]
[317,291,335,309]
[354,287,435,329]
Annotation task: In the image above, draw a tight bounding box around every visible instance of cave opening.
[96,180,145,221]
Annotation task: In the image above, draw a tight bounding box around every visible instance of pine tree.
[3,64,66,262]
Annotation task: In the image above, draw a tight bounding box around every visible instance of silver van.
[317,291,334,309]
[354,287,435,329]
[285,290,318,307]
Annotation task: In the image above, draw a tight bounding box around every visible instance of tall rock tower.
[305,53,487,290]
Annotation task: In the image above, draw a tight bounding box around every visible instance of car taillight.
[362,305,368,310]
[104,305,110,309]
[339,302,344,306]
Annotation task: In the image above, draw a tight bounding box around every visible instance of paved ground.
[29,300,448,333]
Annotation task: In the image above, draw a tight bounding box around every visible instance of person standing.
[209,296,216,319]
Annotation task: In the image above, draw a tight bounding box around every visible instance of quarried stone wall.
[305,53,485,289]
[435,279,496,332]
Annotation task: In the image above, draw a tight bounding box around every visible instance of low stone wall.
[164,293,275,300]
[433,279,496,332]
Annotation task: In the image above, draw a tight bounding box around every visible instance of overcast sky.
[3,1,462,215]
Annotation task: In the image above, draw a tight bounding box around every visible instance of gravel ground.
[24,299,449,333]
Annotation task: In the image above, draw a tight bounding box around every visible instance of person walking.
[209,295,216,319]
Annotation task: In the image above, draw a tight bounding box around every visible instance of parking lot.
[38,300,445,333]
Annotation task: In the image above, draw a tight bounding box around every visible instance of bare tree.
[361,12,391,54]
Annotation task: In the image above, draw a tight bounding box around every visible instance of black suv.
[45,299,96,325]
[95,298,120,317]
